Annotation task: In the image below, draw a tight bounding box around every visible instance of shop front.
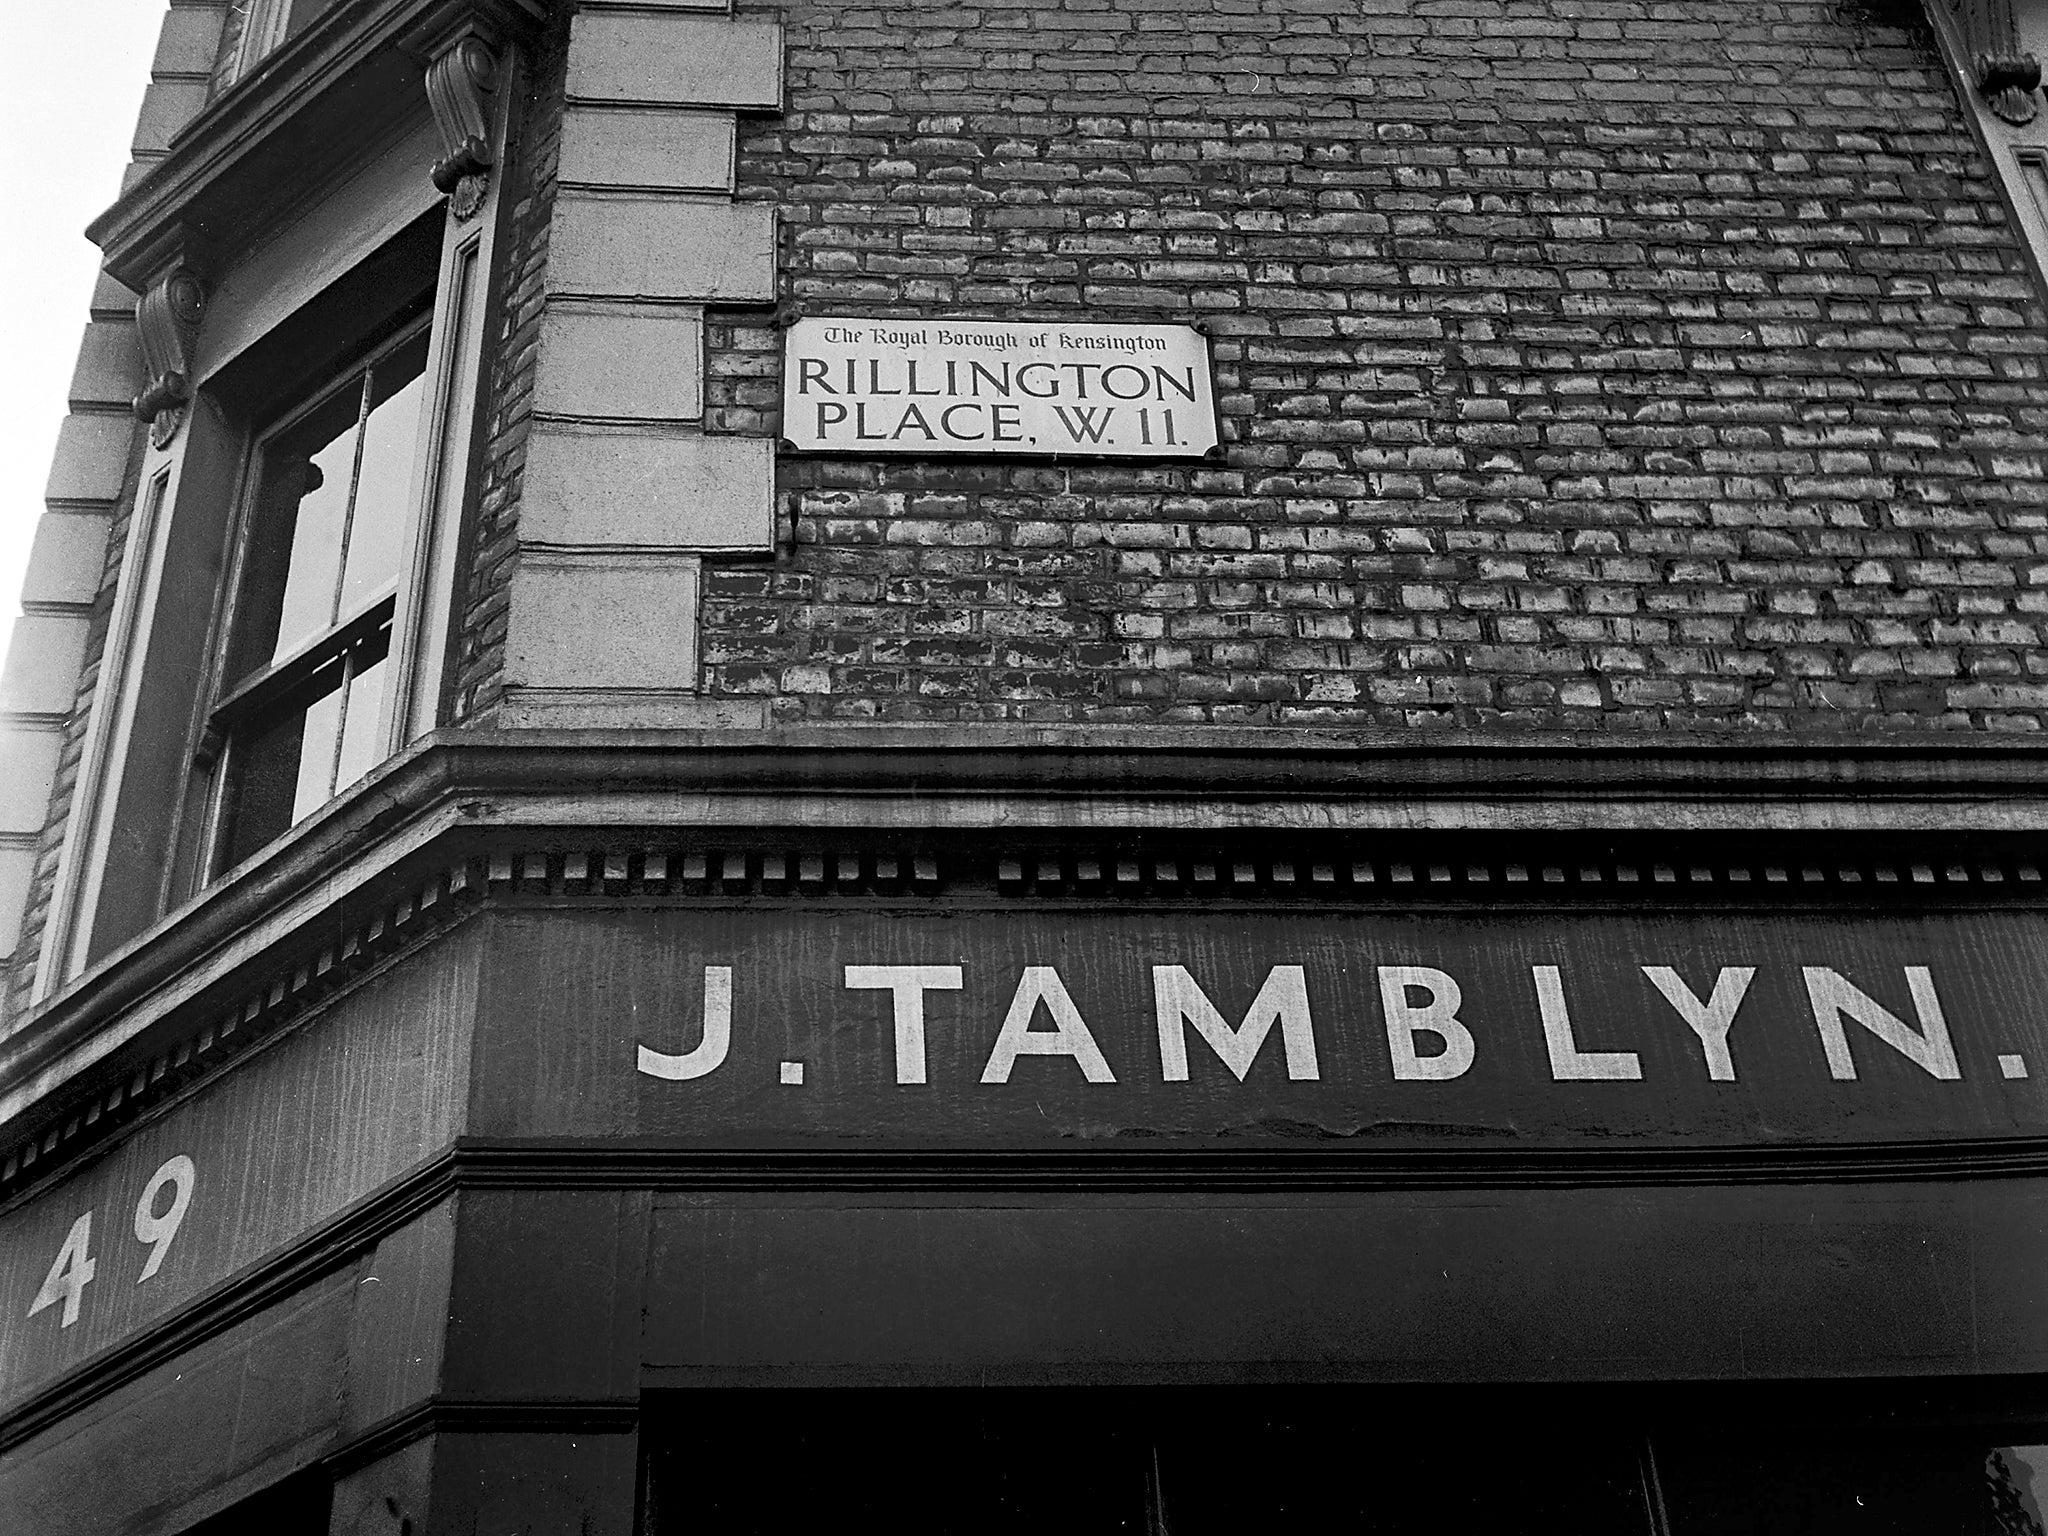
[0,740,2044,1533]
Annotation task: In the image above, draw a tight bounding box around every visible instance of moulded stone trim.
[19,514,114,611]
[523,427,774,551]
[497,692,770,730]
[129,79,211,157]
[0,848,36,958]
[505,552,704,693]
[577,0,730,11]
[151,7,229,75]
[42,415,137,505]
[90,271,139,315]
[66,323,145,410]
[0,727,64,837]
[534,302,705,421]
[566,13,783,110]
[0,617,91,717]
[546,195,776,303]
[559,105,735,193]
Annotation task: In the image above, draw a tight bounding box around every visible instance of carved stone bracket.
[1980,48,2044,124]
[132,266,207,450]
[427,33,500,219]
[1955,0,2043,124]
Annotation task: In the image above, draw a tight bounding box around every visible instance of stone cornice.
[2,726,2046,1154]
[87,0,547,290]
[430,724,2048,803]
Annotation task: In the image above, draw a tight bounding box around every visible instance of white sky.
[0,1,165,661]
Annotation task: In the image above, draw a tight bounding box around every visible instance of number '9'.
[133,1155,194,1281]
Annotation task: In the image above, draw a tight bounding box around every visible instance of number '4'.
[28,1212,95,1329]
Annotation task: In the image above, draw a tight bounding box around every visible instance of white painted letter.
[845,964,964,1084]
[134,1154,196,1281]
[1533,966,1642,1081]
[1802,966,1960,1081]
[1153,965,1320,1082]
[637,966,733,1080]
[1642,966,1753,1081]
[29,1212,95,1328]
[1377,967,1476,1081]
[982,967,1116,1083]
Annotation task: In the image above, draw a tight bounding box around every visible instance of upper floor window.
[213,0,345,95]
[38,16,524,997]
[206,316,430,872]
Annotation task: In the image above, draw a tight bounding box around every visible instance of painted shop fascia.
[7,725,2048,1152]
[3,732,2048,1447]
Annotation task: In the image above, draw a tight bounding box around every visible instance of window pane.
[1157,1417,1650,1536]
[220,655,344,869]
[643,1391,1149,1536]
[333,636,390,796]
[340,330,430,618]
[1658,1434,2021,1535]
[220,704,306,871]
[1994,1447,2048,1535]
[641,1392,1656,1536]
[290,684,344,823]
[247,381,362,671]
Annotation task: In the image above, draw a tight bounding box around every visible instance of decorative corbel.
[132,266,206,450]
[426,34,501,220]
[1954,0,2042,125]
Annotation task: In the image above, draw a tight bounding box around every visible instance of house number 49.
[28,1155,196,1329]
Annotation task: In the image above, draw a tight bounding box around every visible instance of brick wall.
[696,0,2048,730]
[449,5,570,726]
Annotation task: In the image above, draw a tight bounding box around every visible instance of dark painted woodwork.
[0,1269,354,1536]
[327,1439,433,1536]
[630,1182,2048,1383]
[442,1189,646,1404]
[444,1138,2048,1185]
[6,886,2048,1532]
[469,907,2048,1149]
[342,1199,456,1439]
[0,1194,457,1536]
[178,1471,331,1536]
[83,409,241,966]
[635,1385,2048,1536]
[638,1388,1657,1536]
[426,1431,638,1536]
[0,934,477,1417]
[11,731,2046,1178]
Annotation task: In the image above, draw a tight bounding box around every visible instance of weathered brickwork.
[697,0,2048,729]
[450,7,570,726]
